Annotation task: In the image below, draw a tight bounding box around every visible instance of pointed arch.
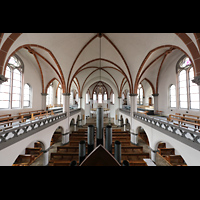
[45,77,61,94]
[68,58,131,95]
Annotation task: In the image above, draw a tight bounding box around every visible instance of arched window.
[98,93,102,104]
[137,84,143,105]
[93,92,97,101]
[111,92,115,104]
[46,83,53,106]
[0,55,23,109]
[24,83,31,107]
[57,84,63,105]
[0,66,11,109]
[70,91,73,105]
[177,55,199,110]
[189,67,199,109]
[86,92,89,104]
[179,69,187,108]
[12,69,22,108]
[104,92,107,101]
[169,84,176,108]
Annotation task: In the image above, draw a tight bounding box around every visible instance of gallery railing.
[133,112,200,151]
[0,112,67,150]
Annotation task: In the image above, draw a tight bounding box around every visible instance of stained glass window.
[179,57,191,69]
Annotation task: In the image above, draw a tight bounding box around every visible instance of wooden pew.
[158,143,166,149]
[25,147,42,158]
[112,141,131,146]
[112,137,130,142]
[183,113,200,119]
[30,110,53,120]
[156,110,163,116]
[52,160,79,166]
[0,114,11,123]
[167,114,200,130]
[57,146,88,153]
[139,131,149,145]
[121,153,149,161]
[70,136,88,140]
[128,160,148,166]
[19,110,45,120]
[1,110,52,131]
[65,141,88,146]
[13,155,35,166]
[165,155,186,166]
[51,131,62,146]
[112,132,129,136]
[0,114,24,128]
[159,148,175,156]
[120,146,143,153]
[50,152,79,164]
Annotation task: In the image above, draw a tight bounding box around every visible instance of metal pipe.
[96,107,103,146]
[114,140,121,164]
[105,125,112,154]
[79,140,86,164]
[88,124,94,154]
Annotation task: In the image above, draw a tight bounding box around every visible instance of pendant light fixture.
[99,33,102,94]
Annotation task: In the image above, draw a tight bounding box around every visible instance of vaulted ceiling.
[0,33,199,97]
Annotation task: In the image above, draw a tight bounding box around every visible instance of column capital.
[152,93,159,97]
[41,93,48,96]
[62,93,71,96]
[129,93,138,96]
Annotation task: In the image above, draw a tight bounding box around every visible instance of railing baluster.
[133,112,200,148]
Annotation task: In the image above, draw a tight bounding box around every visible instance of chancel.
[0,33,200,166]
